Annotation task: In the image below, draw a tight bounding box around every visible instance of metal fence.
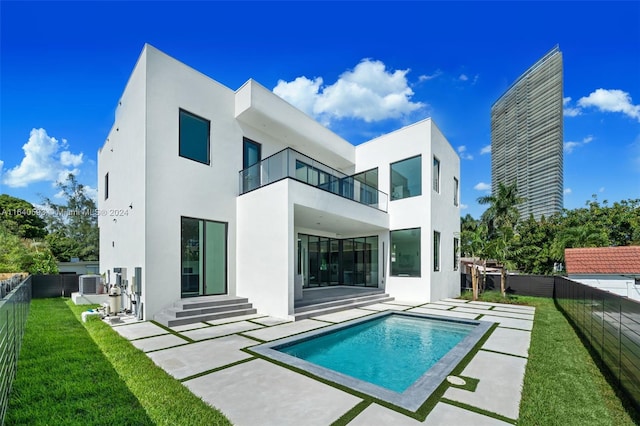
[555,276,640,411]
[460,273,554,298]
[0,275,32,425]
[31,274,79,298]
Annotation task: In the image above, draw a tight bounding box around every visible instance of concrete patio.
[110,298,535,425]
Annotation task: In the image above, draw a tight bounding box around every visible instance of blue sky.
[1,1,639,219]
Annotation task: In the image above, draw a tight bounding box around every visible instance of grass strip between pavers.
[65,300,232,426]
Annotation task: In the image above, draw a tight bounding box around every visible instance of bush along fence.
[0,275,32,425]
[555,276,640,412]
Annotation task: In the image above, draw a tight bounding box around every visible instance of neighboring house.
[98,44,461,322]
[565,246,640,302]
[57,260,100,275]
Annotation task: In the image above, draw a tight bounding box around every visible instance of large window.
[181,217,227,298]
[434,231,441,271]
[433,156,440,192]
[390,156,421,200]
[390,228,421,277]
[179,109,210,164]
[453,237,459,271]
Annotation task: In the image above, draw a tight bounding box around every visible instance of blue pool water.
[278,315,474,393]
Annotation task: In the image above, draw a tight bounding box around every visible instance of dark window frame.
[178,108,211,165]
[433,231,441,272]
[390,227,421,277]
[104,172,109,200]
[390,155,422,201]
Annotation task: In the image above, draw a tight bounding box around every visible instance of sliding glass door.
[181,217,227,298]
[300,233,378,288]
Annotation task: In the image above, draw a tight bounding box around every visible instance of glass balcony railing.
[239,148,388,212]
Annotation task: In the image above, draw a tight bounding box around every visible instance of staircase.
[294,290,394,321]
[154,295,257,327]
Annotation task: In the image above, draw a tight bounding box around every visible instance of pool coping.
[248,310,493,412]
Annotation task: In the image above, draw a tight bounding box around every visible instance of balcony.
[238,148,388,212]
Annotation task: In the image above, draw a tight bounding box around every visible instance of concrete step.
[169,302,254,318]
[175,296,250,310]
[294,295,394,321]
[294,293,390,313]
[154,307,258,327]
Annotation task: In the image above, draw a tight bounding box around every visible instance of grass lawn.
[7,298,231,426]
[460,291,639,426]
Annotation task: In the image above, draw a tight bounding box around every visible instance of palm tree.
[551,224,609,261]
[477,182,526,238]
[477,182,526,295]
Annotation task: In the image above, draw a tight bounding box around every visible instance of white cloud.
[2,128,84,188]
[474,182,491,191]
[459,74,468,81]
[480,145,491,155]
[457,145,473,160]
[564,188,572,195]
[563,97,582,117]
[460,203,468,210]
[564,135,594,153]
[419,70,442,81]
[578,89,640,122]
[599,187,605,193]
[273,59,424,124]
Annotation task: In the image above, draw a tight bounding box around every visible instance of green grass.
[7,299,231,426]
[460,291,639,426]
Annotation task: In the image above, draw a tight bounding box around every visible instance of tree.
[0,223,58,274]
[551,223,609,261]
[477,182,526,238]
[476,182,526,296]
[41,174,99,261]
[0,194,48,238]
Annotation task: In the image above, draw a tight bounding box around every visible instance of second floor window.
[179,109,210,165]
[390,155,422,201]
[433,156,440,193]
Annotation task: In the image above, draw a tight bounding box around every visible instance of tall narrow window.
[433,231,441,271]
[179,109,210,164]
[390,228,421,277]
[453,237,459,271]
[242,138,261,192]
[104,173,109,200]
[454,177,459,206]
[433,156,440,192]
[390,155,422,200]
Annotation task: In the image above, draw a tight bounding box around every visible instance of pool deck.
[110,298,535,425]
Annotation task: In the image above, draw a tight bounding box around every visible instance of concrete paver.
[360,302,409,311]
[243,319,330,341]
[417,303,454,310]
[469,301,535,312]
[180,321,264,341]
[407,307,480,320]
[131,334,188,352]
[479,315,534,331]
[491,305,536,314]
[444,350,527,420]
[112,321,168,340]
[310,308,376,323]
[453,306,534,320]
[424,402,513,425]
[251,316,291,326]
[170,322,209,332]
[482,327,532,358]
[206,313,267,325]
[147,334,256,380]
[184,358,361,426]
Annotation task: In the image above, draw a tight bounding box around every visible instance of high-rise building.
[491,45,563,220]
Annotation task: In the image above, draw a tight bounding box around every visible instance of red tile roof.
[565,246,640,274]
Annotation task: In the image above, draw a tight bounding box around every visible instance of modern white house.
[98,44,461,325]
[565,246,640,302]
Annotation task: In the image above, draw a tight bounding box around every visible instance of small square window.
[179,109,210,164]
[390,156,422,201]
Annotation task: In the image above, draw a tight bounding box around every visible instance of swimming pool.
[250,311,492,411]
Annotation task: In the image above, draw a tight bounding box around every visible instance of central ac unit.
[79,275,101,294]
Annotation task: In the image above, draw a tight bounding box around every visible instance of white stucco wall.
[355,119,460,303]
[98,45,147,314]
[568,274,640,302]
